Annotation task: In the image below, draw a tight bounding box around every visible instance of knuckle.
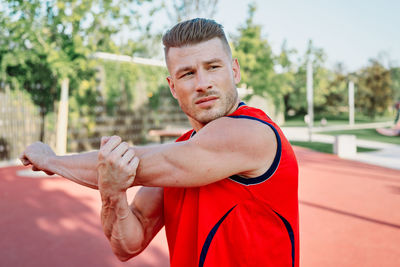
[112,135,121,143]
[118,161,126,170]
[98,150,106,160]
[106,156,115,165]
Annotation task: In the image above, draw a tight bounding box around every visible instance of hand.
[19,142,56,175]
[97,136,139,195]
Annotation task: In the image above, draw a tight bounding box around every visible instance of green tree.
[274,40,297,115]
[232,3,275,100]
[391,67,400,103]
[324,63,349,115]
[0,0,152,140]
[284,40,330,116]
[163,0,219,22]
[356,60,393,118]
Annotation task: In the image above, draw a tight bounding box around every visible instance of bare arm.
[21,116,276,188]
[133,116,277,187]
[100,187,164,261]
[20,142,100,189]
[98,138,164,261]
[19,140,156,189]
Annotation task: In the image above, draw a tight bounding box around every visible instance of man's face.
[166,37,241,129]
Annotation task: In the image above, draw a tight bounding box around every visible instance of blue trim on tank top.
[228,115,282,185]
[198,205,237,267]
[273,210,295,267]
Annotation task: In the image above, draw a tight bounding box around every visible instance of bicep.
[185,118,277,182]
[135,117,276,187]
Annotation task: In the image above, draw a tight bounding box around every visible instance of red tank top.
[164,103,299,267]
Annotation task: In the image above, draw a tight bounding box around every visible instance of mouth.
[195,96,219,105]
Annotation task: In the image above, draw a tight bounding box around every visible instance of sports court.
[0,146,399,266]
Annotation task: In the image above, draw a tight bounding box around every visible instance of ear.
[166,76,177,99]
[232,58,241,84]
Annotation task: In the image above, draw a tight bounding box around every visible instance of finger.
[120,148,135,166]
[32,166,40,171]
[109,142,129,161]
[128,156,139,173]
[100,136,111,147]
[99,136,122,159]
[44,171,54,176]
[20,155,31,166]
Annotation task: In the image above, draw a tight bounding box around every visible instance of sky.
[212,0,400,72]
[141,0,400,72]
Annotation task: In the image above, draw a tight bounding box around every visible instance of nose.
[195,69,212,92]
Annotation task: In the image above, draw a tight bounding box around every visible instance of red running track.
[0,147,399,267]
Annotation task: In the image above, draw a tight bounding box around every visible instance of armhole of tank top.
[227,115,282,186]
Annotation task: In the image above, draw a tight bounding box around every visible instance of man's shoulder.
[228,104,273,123]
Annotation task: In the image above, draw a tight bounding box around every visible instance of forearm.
[45,144,159,189]
[100,191,145,261]
[47,151,99,189]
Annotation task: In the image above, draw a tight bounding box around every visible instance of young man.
[20,18,299,267]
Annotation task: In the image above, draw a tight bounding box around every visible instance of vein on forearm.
[49,151,99,189]
[100,191,143,257]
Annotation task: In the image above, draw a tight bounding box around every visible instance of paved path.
[1,147,399,266]
[283,127,400,170]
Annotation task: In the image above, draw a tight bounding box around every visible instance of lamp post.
[348,81,355,126]
[307,60,313,141]
[56,78,69,155]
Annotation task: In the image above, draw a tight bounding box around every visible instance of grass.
[320,129,400,145]
[290,140,378,154]
[283,114,394,127]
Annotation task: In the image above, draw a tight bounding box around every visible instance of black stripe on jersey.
[228,115,282,185]
[198,205,237,267]
[273,211,295,267]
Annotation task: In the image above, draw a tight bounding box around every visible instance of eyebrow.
[175,66,194,77]
[204,58,224,65]
[174,58,224,77]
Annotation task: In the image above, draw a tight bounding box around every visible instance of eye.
[180,71,194,78]
[209,65,220,70]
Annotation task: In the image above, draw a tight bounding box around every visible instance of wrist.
[100,190,129,218]
[100,189,127,205]
[44,155,58,172]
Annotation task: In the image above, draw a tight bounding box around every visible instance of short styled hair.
[162,18,231,58]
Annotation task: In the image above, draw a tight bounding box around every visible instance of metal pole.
[56,78,69,155]
[307,60,314,141]
[349,81,355,126]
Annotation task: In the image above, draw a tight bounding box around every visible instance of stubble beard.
[179,87,238,125]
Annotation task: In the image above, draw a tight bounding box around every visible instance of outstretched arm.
[21,115,276,189]
[19,139,155,189]
[20,142,100,189]
[132,116,277,187]
[98,137,164,261]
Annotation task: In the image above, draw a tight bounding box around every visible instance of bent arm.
[101,187,164,261]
